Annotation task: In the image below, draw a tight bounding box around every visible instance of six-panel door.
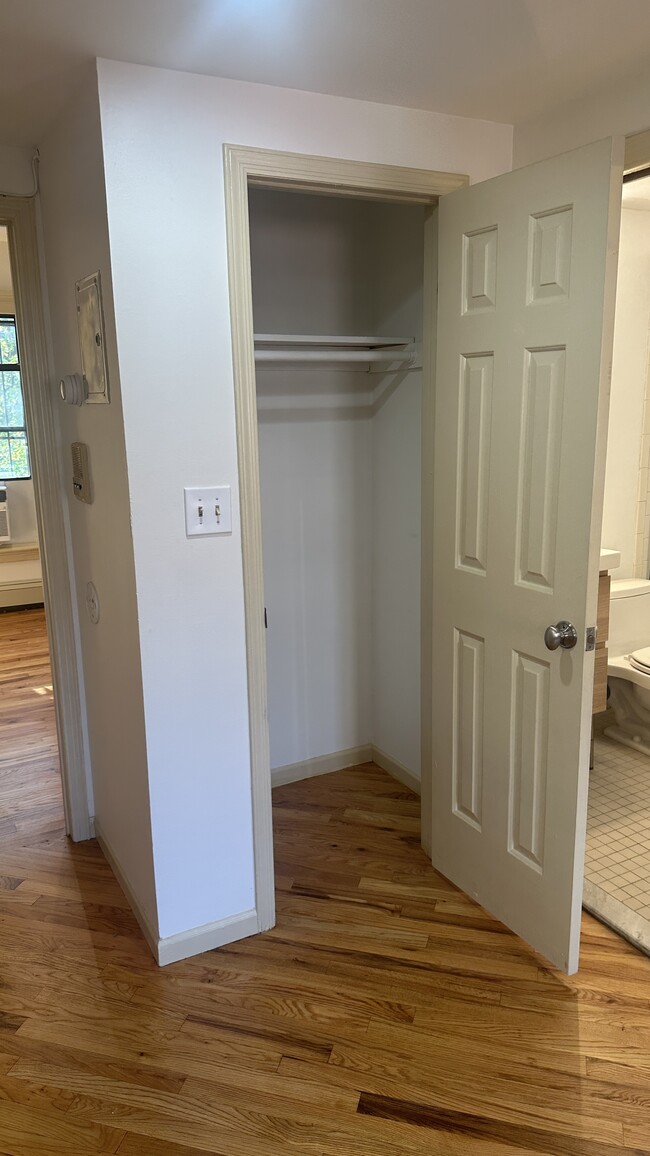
[431,138,623,973]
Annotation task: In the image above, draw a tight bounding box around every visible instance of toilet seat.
[630,646,650,674]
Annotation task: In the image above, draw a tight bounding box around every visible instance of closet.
[248,187,427,789]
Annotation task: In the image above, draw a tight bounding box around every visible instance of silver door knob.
[544,620,578,651]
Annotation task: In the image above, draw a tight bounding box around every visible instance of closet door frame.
[224,145,467,931]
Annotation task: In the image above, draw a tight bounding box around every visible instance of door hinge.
[585,626,597,652]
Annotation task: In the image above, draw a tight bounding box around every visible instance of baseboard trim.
[371,745,421,796]
[94,819,160,963]
[95,819,260,967]
[157,909,259,967]
[0,581,44,608]
[271,744,373,787]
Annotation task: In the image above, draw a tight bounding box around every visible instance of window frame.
[0,310,31,480]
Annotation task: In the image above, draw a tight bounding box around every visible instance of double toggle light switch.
[184,486,232,536]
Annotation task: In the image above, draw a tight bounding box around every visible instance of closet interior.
[248,186,428,795]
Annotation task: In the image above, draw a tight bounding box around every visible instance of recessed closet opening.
[247,185,427,825]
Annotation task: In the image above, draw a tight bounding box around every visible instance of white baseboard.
[95,818,260,967]
[94,819,160,962]
[271,744,373,787]
[0,580,44,608]
[270,742,420,797]
[157,909,259,967]
[371,745,421,796]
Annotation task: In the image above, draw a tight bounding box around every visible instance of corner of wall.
[38,64,158,937]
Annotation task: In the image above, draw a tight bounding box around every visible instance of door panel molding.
[431,137,624,972]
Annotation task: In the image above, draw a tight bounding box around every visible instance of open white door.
[431,138,623,973]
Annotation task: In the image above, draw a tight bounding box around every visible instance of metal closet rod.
[254,348,415,364]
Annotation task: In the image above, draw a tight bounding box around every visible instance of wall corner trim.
[95,818,259,967]
[371,745,421,796]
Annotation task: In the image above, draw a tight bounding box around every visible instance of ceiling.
[2,0,650,146]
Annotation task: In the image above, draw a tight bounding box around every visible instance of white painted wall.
[38,71,157,934]
[251,191,374,770]
[249,189,374,336]
[513,64,650,167]
[602,208,650,578]
[259,415,373,768]
[369,202,424,779]
[0,146,34,197]
[92,59,512,943]
[372,375,422,776]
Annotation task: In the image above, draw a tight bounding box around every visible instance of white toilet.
[606,577,650,754]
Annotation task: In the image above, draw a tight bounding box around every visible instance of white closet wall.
[368,202,425,779]
[250,189,425,780]
[258,415,373,770]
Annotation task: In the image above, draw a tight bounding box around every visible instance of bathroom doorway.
[587,167,650,953]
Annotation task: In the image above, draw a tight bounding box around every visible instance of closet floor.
[2,622,650,1156]
[585,731,650,953]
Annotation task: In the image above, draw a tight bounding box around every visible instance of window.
[0,313,30,479]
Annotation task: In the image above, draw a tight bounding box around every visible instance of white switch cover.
[184,485,232,536]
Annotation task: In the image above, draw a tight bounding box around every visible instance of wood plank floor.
[1,608,650,1154]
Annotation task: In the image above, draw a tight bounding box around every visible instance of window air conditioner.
[0,484,11,544]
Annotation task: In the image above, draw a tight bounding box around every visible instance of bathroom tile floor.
[585,732,650,951]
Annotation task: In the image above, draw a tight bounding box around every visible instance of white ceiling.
[3,0,650,146]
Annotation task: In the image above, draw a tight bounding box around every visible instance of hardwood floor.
[1,608,650,1154]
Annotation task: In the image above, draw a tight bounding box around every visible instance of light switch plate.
[184,485,232,537]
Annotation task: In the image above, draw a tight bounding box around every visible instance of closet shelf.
[253,333,417,368]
